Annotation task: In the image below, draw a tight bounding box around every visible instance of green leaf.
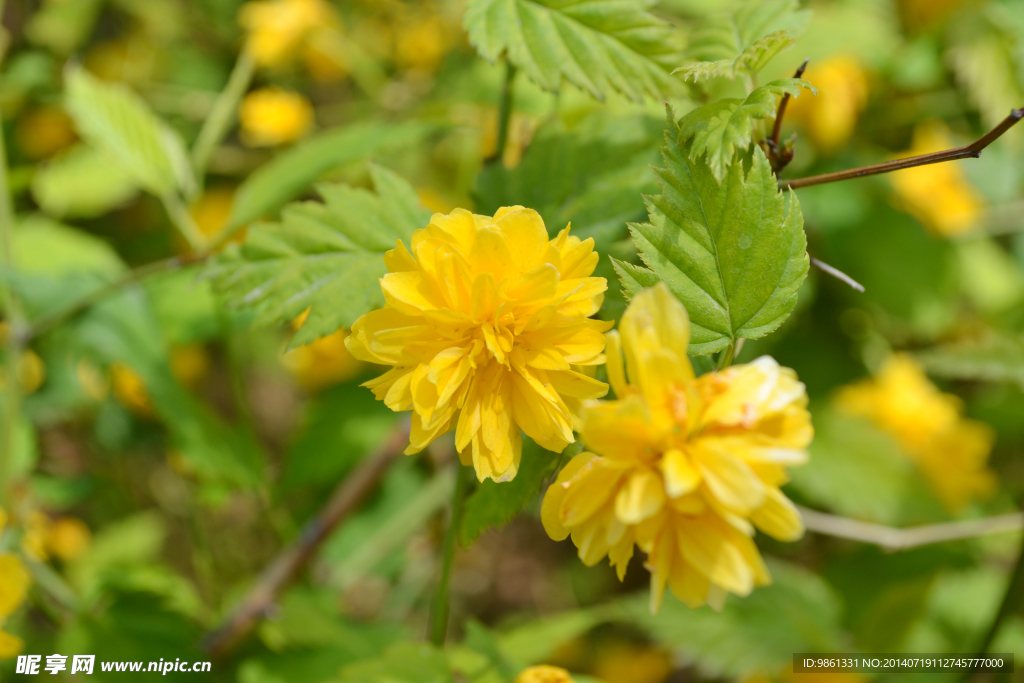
[31,144,140,219]
[336,642,453,683]
[787,407,945,525]
[615,121,808,355]
[459,438,580,546]
[63,65,193,197]
[675,0,809,82]
[677,78,815,182]
[473,112,664,253]
[210,164,431,347]
[917,334,1024,391]
[226,121,431,232]
[463,0,684,102]
[12,215,126,278]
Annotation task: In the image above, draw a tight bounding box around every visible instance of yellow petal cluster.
[239,0,336,67]
[346,207,610,482]
[835,354,996,510]
[0,551,30,659]
[542,284,811,611]
[239,88,314,147]
[516,665,575,683]
[889,121,984,237]
[787,55,868,153]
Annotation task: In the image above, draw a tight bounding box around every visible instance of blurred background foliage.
[0,0,1023,681]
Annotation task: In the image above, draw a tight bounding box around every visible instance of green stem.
[429,463,471,646]
[716,342,735,370]
[491,61,516,165]
[190,48,256,183]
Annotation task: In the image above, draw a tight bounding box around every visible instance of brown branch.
[767,57,809,175]
[782,107,1024,190]
[200,421,411,658]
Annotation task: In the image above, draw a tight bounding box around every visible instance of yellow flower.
[836,354,996,511]
[18,350,46,395]
[541,284,811,611]
[0,629,23,659]
[46,517,91,562]
[593,641,672,683]
[889,121,984,237]
[0,553,30,619]
[111,362,155,417]
[190,187,238,240]
[170,344,211,390]
[516,665,575,683]
[394,13,451,72]
[346,207,610,482]
[787,56,868,153]
[239,0,336,67]
[239,88,314,147]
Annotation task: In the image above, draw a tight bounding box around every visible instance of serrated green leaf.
[32,144,140,219]
[210,164,431,346]
[616,122,808,355]
[226,121,431,232]
[677,78,815,181]
[464,0,684,102]
[459,438,579,546]
[917,334,1024,391]
[64,65,193,197]
[675,0,809,82]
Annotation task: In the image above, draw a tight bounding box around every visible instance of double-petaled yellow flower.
[239,0,336,67]
[346,207,610,482]
[836,354,995,511]
[542,284,812,611]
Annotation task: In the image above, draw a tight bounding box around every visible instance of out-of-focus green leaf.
[32,144,140,219]
[677,79,815,181]
[463,0,684,102]
[917,334,1024,391]
[144,267,224,345]
[12,215,126,278]
[25,0,103,54]
[788,407,944,525]
[64,66,194,198]
[211,165,431,347]
[68,512,167,601]
[226,121,431,231]
[474,113,663,253]
[460,438,576,546]
[336,642,453,683]
[615,122,808,355]
[498,609,604,665]
[675,0,809,82]
[608,559,841,679]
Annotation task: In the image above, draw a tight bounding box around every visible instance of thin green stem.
[716,342,735,370]
[191,48,256,183]
[490,61,516,165]
[429,463,471,646]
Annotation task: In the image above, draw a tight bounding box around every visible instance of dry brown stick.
[782,107,1024,190]
[767,57,809,173]
[200,420,411,658]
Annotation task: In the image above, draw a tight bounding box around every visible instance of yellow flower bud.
[239,88,314,147]
[16,106,77,160]
[111,362,155,417]
[516,665,575,683]
[46,517,92,562]
[170,344,211,390]
[0,629,24,659]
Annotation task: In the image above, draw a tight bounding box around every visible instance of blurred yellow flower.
[787,56,868,153]
[889,121,984,237]
[0,629,23,659]
[239,88,314,147]
[111,362,155,417]
[593,641,672,683]
[516,665,575,683]
[15,105,77,160]
[170,344,211,390]
[282,327,364,392]
[542,284,811,611]
[46,517,92,562]
[190,187,237,240]
[346,207,610,482]
[83,37,158,85]
[394,13,451,72]
[0,553,30,618]
[836,354,996,511]
[239,0,337,67]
